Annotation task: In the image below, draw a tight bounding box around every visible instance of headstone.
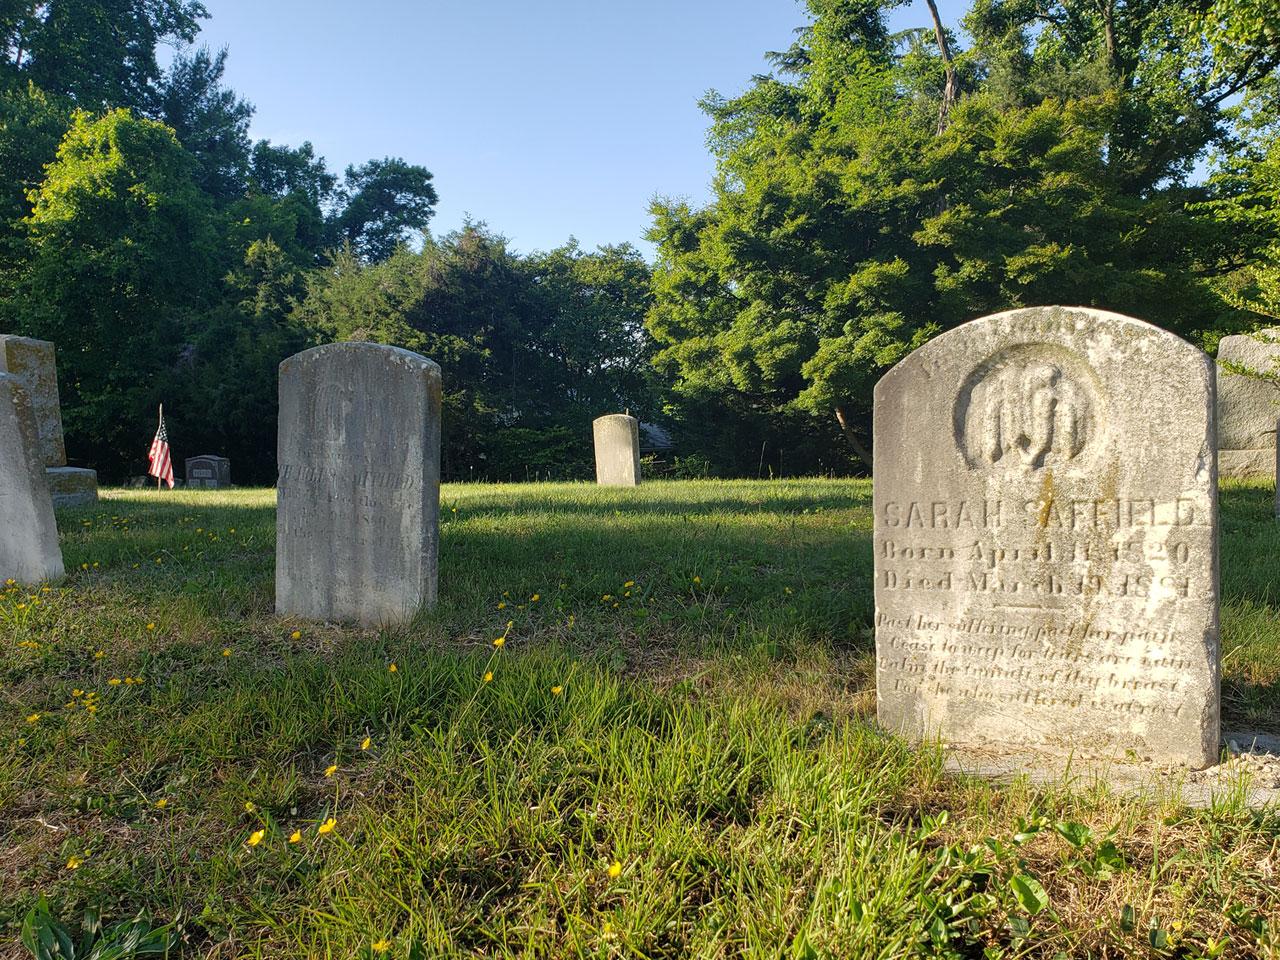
[874,306,1219,769]
[275,342,442,627]
[0,335,98,507]
[0,336,65,466]
[1217,328,1280,479]
[185,454,231,489]
[593,414,640,486]
[0,374,64,584]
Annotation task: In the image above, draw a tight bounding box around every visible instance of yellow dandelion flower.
[624,581,635,588]
[94,650,105,659]
[483,671,493,683]
[155,798,168,809]
[551,685,563,695]
[145,622,155,631]
[66,855,85,870]
[317,817,337,835]
[388,663,397,673]
[608,860,622,878]
[493,636,505,648]
[291,630,301,640]
[247,829,265,847]
[692,575,701,584]
[25,713,40,724]
[80,563,88,570]
[72,689,84,697]
[372,939,391,952]
[497,601,506,609]
[289,829,302,843]
[85,704,97,715]
[244,801,256,813]
[325,764,338,777]
[361,736,372,750]
[531,593,540,602]
[108,678,121,686]
[222,648,231,657]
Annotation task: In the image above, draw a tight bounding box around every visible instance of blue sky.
[192,0,966,256]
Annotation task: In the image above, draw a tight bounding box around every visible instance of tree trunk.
[925,0,958,135]
[834,405,873,473]
[1100,0,1122,79]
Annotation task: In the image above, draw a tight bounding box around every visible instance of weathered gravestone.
[1216,328,1280,479]
[185,454,231,489]
[874,306,1219,768]
[275,343,441,627]
[0,334,98,507]
[0,374,64,584]
[593,414,640,486]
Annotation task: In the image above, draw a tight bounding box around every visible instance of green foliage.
[21,896,172,960]
[1,0,207,108]
[648,0,1279,470]
[0,82,68,241]
[330,157,438,262]
[12,107,219,474]
[294,225,659,480]
[145,46,252,202]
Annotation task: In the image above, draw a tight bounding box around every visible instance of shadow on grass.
[49,483,878,657]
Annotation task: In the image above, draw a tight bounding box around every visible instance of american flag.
[148,405,175,489]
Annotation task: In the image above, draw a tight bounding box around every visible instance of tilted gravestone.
[874,306,1219,768]
[0,374,64,584]
[275,343,442,627]
[0,335,98,507]
[593,414,640,486]
[185,454,231,489]
[1216,328,1280,479]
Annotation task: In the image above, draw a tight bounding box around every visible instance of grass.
[1,477,1278,959]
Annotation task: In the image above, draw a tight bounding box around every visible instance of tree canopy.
[646,0,1280,469]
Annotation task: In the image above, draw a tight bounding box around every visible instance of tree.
[12,107,218,474]
[0,80,66,250]
[329,157,437,262]
[647,0,1274,471]
[146,45,252,202]
[1,0,207,108]
[293,224,658,480]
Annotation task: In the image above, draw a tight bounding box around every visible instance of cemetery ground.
[2,480,1279,959]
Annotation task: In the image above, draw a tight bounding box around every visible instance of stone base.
[1219,448,1275,479]
[943,732,1280,809]
[46,466,98,507]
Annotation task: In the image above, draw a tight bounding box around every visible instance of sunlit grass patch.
[2,479,1278,957]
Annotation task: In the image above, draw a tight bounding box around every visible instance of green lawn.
[2,478,1279,958]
